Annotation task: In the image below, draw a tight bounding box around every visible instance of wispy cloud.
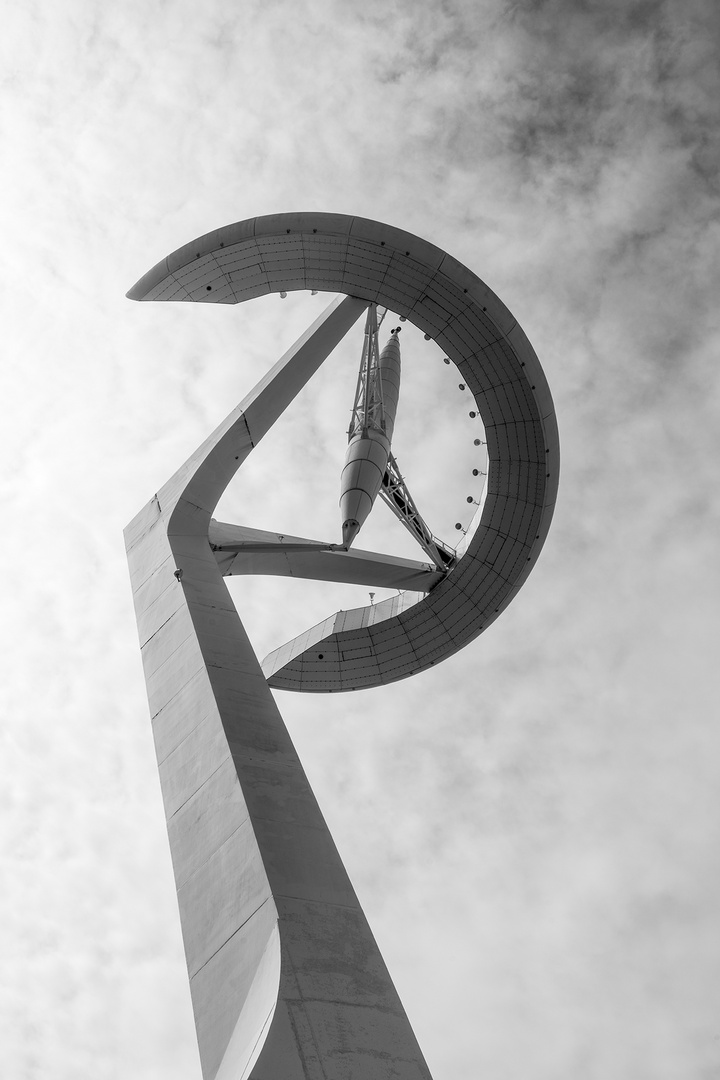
[1,1,718,1078]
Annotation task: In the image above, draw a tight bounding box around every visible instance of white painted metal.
[379,330,401,442]
[339,428,390,547]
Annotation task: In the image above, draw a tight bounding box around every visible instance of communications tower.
[125,213,559,1079]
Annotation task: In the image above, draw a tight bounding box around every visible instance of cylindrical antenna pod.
[379,330,401,443]
[340,328,402,547]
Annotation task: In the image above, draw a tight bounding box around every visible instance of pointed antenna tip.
[342,519,361,548]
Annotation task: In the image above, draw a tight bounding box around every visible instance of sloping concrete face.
[125,294,433,1079]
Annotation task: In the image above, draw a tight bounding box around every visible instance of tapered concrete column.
[126,295,433,1080]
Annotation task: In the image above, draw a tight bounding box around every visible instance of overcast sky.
[2,1,719,1078]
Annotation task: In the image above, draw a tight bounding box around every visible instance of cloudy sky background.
[2,1,719,1077]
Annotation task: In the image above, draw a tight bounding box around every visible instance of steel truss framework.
[380,450,456,572]
[348,303,387,439]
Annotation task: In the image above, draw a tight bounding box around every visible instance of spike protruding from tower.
[340,313,402,547]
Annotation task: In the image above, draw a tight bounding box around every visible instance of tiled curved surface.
[129,213,559,691]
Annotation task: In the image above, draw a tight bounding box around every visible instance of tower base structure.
[125,295,433,1079]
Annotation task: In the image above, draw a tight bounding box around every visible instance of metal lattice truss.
[380,452,456,572]
[347,304,388,439]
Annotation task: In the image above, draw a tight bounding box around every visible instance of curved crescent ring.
[128,212,559,693]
